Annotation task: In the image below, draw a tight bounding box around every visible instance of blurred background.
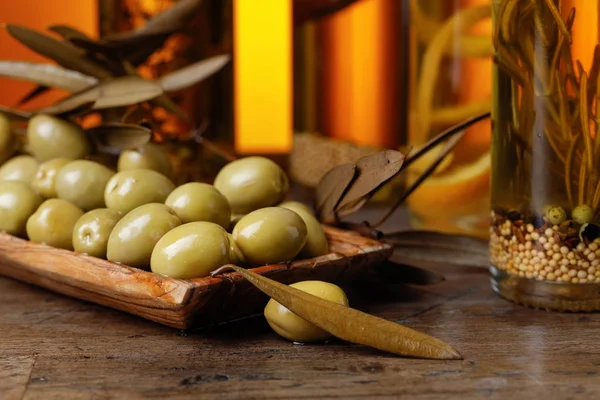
[0,0,492,238]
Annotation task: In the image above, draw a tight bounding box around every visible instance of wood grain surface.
[1,204,599,399]
[0,226,391,329]
[1,267,599,399]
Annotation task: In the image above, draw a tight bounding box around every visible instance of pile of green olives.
[0,113,331,281]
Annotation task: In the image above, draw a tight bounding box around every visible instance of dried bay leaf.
[5,24,110,79]
[159,54,230,92]
[87,123,151,149]
[385,230,488,270]
[224,265,462,360]
[315,163,356,224]
[336,150,404,212]
[0,61,97,91]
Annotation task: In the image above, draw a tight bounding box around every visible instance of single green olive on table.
[265,281,349,343]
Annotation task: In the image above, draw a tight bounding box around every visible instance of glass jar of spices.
[490,0,600,310]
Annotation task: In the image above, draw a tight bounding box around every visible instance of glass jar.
[406,0,493,238]
[490,0,600,310]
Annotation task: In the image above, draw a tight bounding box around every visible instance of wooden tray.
[0,226,392,329]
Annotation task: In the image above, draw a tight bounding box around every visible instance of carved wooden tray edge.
[0,226,392,328]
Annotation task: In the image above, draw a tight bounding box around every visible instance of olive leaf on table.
[0,0,229,160]
[217,266,462,360]
[315,113,491,281]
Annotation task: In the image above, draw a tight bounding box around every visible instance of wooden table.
[2,262,599,399]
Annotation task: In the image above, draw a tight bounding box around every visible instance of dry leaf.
[385,230,488,270]
[0,106,32,121]
[15,86,50,107]
[5,24,110,79]
[0,61,97,91]
[87,123,152,150]
[48,25,92,41]
[315,163,357,224]
[336,150,405,212]
[121,61,190,122]
[69,37,118,56]
[224,265,462,360]
[38,88,98,115]
[103,0,204,46]
[93,77,163,110]
[126,34,171,66]
[374,260,445,285]
[403,112,491,170]
[40,77,163,115]
[159,54,230,92]
[121,106,148,124]
[371,113,490,228]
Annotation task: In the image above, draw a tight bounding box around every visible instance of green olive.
[546,206,567,225]
[280,205,328,258]
[264,281,348,343]
[151,222,231,279]
[72,208,122,258]
[117,142,172,178]
[572,204,594,225]
[106,203,181,268]
[165,182,231,228]
[0,113,16,164]
[232,207,307,266]
[278,201,314,216]
[104,169,176,214]
[227,233,246,265]
[26,199,84,249]
[0,181,42,236]
[229,213,244,231]
[55,160,115,211]
[0,155,39,184]
[27,114,90,161]
[214,157,289,214]
[31,158,72,198]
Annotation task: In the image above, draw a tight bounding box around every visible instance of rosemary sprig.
[494,1,600,209]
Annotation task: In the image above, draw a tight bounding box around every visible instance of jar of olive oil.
[406,0,493,239]
[491,0,600,310]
